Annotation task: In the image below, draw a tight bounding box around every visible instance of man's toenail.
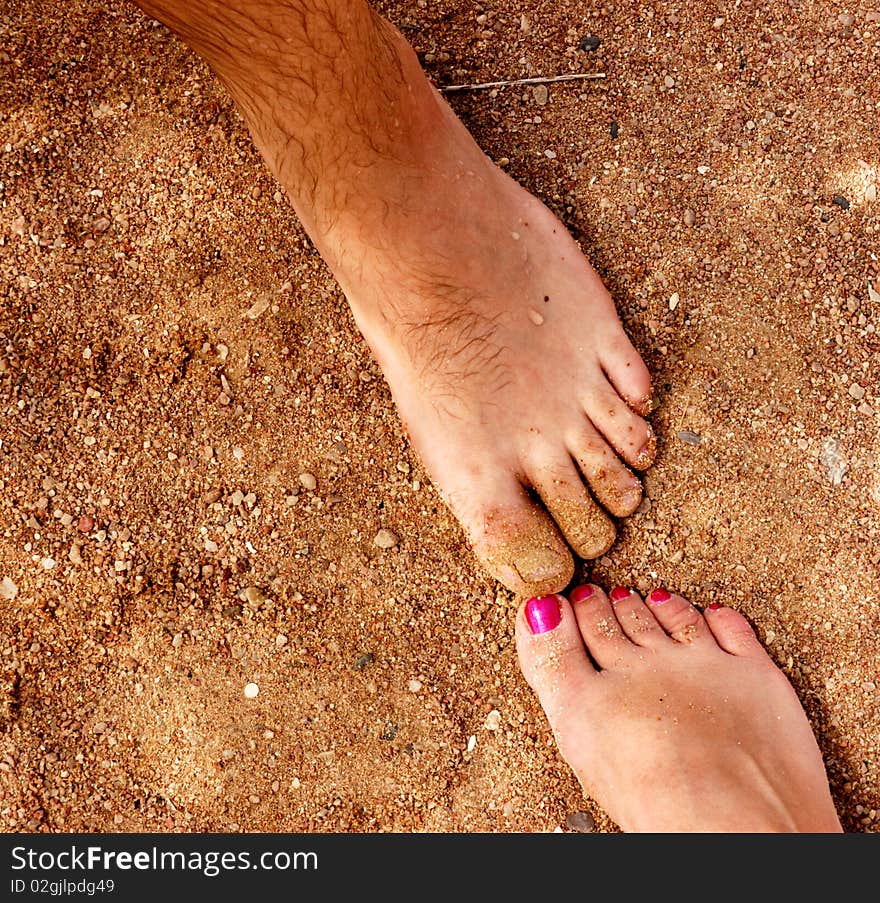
[610,586,631,602]
[569,584,595,603]
[525,596,562,634]
[648,588,671,605]
[707,603,723,612]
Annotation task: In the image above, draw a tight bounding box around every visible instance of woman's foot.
[516,585,842,832]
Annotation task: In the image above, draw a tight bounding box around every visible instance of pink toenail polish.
[648,588,671,605]
[610,586,631,602]
[707,603,723,612]
[569,584,595,603]
[525,596,562,635]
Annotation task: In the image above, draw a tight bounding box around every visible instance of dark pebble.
[677,430,703,445]
[832,195,850,209]
[579,34,601,52]
[610,121,619,140]
[354,652,375,671]
[565,810,596,832]
[381,724,399,741]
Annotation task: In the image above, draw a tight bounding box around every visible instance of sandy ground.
[1,0,878,833]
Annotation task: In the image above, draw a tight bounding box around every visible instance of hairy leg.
[133,0,656,595]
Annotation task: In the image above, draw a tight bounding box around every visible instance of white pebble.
[0,576,18,600]
[299,472,317,491]
[244,682,260,699]
[40,557,56,570]
[484,709,502,731]
[408,679,423,693]
[669,292,680,311]
[373,529,398,549]
[243,295,271,319]
[466,734,477,753]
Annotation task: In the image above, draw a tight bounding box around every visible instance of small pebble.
[528,308,545,326]
[244,585,265,606]
[821,437,847,486]
[683,208,696,226]
[484,709,502,731]
[243,682,260,699]
[610,121,619,140]
[669,292,680,311]
[202,487,222,505]
[677,430,703,445]
[354,652,375,671]
[373,529,399,549]
[848,383,865,400]
[579,34,601,51]
[41,557,56,570]
[408,679,423,693]
[0,577,18,600]
[832,195,850,209]
[77,515,94,533]
[531,84,549,105]
[275,634,288,647]
[664,75,675,88]
[243,295,270,320]
[299,472,317,491]
[565,810,596,833]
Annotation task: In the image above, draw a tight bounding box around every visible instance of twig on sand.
[438,72,606,94]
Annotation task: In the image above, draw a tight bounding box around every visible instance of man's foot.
[516,585,843,832]
[299,30,655,596]
[139,0,654,595]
